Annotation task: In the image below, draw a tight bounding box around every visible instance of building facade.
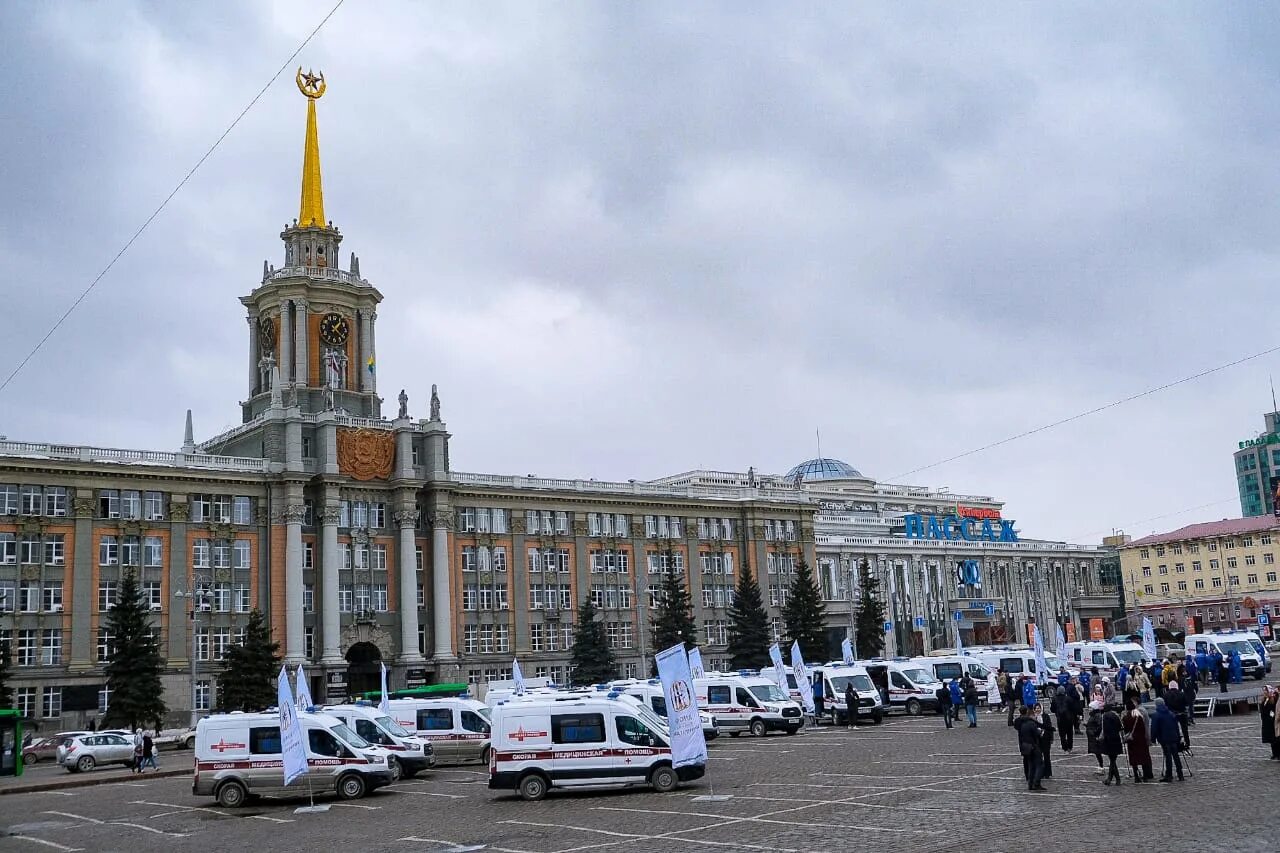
[0,77,1112,729]
[1119,516,1280,640]
[1235,410,1280,517]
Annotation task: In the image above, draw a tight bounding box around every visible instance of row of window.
[1143,553,1278,577]
[9,629,62,665]
[529,623,576,652]
[461,624,511,654]
[1141,572,1279,595]
[0,534,65,565]
[0,486,68,517]
[0,581,62,613]
[1139,535,1274,560]
[300,542,390,570]
[456,508,749,541]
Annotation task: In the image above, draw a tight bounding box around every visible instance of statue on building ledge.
[398,389,409,419]
[430,384,441,421]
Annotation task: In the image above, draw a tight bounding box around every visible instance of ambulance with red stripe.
[320,703,435,780]
[692,672,803,737]
[488,691,704,801]
[192,710,393,807]
[387,697,493,765]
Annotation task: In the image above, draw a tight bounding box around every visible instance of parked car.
[22,737,62,765]
[56,733,138,773]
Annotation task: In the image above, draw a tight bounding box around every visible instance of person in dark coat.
[1213,651,1228,693]
[936,680,954,729]
[1261,686,1278,760]
[1100,705,1124,785]
[1050,686,1073,752]
[1150,697,1184,781]
[845,682,859,729]
[1121,698,1150,784]
[1085,701,1106,772]
[1069,678,1086,734]
[962,676,979,728]
[1182,660,1199,725]
[1036,703,1055,779]
[1164,681,1190,749]
[1014,706,1046,791]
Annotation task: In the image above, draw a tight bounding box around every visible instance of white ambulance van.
[911,655,993,688]
[386,697,493,764]
[320,703,435,780]
[693,673,803,736]
[968,646,1072,694]
[807,663,885,725]
[192,710,393,807]
[1061,641,1146,678]
[488,692,705,801]
[862,659,942,716]
[1185,631,1267,679]
[607,679,720,740]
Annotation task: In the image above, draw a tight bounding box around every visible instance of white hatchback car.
[56,732,138,773]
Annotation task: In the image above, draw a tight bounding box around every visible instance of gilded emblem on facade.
[337,428,395,481]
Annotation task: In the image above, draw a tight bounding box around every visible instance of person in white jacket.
[985,671,1002,712]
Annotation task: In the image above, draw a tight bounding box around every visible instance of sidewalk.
[0,765,188,796]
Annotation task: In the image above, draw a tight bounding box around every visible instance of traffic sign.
[913,616,925,629]
[883,621,893,633]
[1259,613,1270,626]
[984,604,996,618]
[953,611,964,622]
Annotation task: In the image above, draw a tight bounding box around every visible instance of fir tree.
[0,639,12,710]
[217,610,281,712]
[726,558,771,669]
[569,598,617,685]
[782,557,829,661]
[650,561,697,670]
[103,570,167,729]
[854,558,886,658]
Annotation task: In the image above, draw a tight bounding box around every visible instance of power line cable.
[0,0,347,396]
[1067,496,1241,544]
[889,343,1280,481]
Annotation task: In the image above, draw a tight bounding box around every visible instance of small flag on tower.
[366,355,375,374]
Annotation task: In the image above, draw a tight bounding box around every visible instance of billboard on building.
[1088,618,1106,640]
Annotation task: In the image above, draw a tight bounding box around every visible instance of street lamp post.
[174,574,212,728]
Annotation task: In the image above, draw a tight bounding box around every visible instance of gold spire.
[296,67,326,228]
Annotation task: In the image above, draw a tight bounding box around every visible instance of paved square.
[1,713,1274,853]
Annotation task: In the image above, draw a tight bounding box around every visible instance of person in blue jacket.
[948,677,963,723]
[1116,664,1129,693]
[1079,670,1092,695]
[1021,675,1039,711]
[1150,697,1185,781]
[1229,650,1243,684]
[1195,649,1210,684]
[1057,667,1070,688]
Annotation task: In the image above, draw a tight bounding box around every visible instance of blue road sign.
[913,616,925,629]
[953,611,964,622]
[1259,613,1270,626]
[984,604,996,618]
[883,621,893,633]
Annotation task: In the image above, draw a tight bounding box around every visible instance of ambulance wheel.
[784,726,799,736]
[749,719,767,738]
[905,699,923,717]
[480,746,492,767]
[871,712,883,725]
[337,773,367,800]
[729,732,741,738]
[649,765,679,793]
[518,772,549,801]
[216,780,248,808]
[388,756,403,782]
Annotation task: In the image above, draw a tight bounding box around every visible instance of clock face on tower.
[319,312,350,346]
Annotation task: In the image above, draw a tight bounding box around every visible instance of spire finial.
[182,409,195,453]
[296,68,326,228]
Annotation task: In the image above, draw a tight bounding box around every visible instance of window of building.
[338,584,352,613]
[1193,561,1202,571]
[1158,565,1168,575]
[42,582,63,612]
[1212,577,1223,588]
[144,491,165,520]
[97,581,116,611]
[41,687,61,719]
[14,688,35,718]
[1143,584,1154,595]
[143,581,162,611]
[1268,572,1278,584]
[1155,546,1165,556]
[1248,573,1259,585]
[0,533,13,565]
[644,515,683,539]
[17,582,37,613]
[232,496,252,525]
[1160,583,1170,594]
[1175,563,1185,573]
[1210,559,1220,569]
[1194,579,1205,590]
[194,680,212,711]
[1139,548,1149,559]
[41,629,61,665]
[303,584,314,613]
[233,540,251,570]
[234,584,251,612]
[97,628,113,662]
[1177,581,1187,592]
[1229,575,1241,586]
[371,545,387,571]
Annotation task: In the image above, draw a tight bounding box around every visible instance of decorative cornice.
[393,509,420,527]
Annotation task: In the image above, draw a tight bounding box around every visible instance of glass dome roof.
[785,458,864,482]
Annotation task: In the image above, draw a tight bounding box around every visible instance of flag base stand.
[295,805,331,814]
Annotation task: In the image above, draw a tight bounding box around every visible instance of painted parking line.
[8,837,84,852]
[41,811,104,825]
[495,819,828,853]
[379,788,466,798]
[398,838,491,852]
[330,802,381,810]
[590,806,944,835]
[131,799,294,823]
[40,810,187,838]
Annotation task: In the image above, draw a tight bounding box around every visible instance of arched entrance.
[345,642,382,697]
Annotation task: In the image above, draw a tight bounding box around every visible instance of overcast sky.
[3,2,1280,543]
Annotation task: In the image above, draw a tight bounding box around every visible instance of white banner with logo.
[790,641,815,714]
[841,637,855,666]
[1141,616,1158,661]
[1055,623,1067,654]
[687,647,705,680]
[379,662,391,715]
[277,666,308,786]
[655,643,708,769]
[1032,626,1049,686]
[512,658,526,695]
[767,643,788,692]
[295,664,314,711]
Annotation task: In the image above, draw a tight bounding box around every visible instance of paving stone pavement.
[0,711,1273,853]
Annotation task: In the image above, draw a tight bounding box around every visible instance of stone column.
[358,311,372,392]
[247,316,259,395]
[397,509,424,663]
[432,514,454,659]
[320,502,343,664]
[294,300,309,387]
[167,497,191,665]
[278,299,293,386]
[69,491,96,669]
[283,489,306,665]
[368,311,377,394]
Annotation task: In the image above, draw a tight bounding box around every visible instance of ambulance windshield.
[376,715,410,737]
[331,723,371,750]
[748,684,789,703]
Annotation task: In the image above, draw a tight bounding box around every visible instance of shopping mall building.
[0,78,1116,728]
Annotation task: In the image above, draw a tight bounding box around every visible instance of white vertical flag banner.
[277,666,308,786]
[1032,626,1049,686]
[767,643,788,692]
[655,643,708,769]
[687,647,705,680]
[1141,616,1158,661]
[790,641,815,715]
[1055,623,1067,654]
[512,658,526,695]
[955,625,965,658]
[841,637,855,666]
[379,662,391,715]
[295,664,314,711]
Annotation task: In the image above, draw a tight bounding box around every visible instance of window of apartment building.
[1160,583,1170,594]
[1158,565,1168,575]
[587,513,631,538]
[1171,544,1182,555]
[1194,578,1205,590]
[1225,539,1237,549]
[1243,537,1254,547]
[1248,573,1259,585]
[1155,546,1165,556]
[697,517,736,540]
[1212,577,1223,588]
[1177,581,1187,592]
[1210,559,1220,569]
[1175,563,1185,573]
[1139,548,1150,559]
[1268,572,1278,584]
[1192,561,1202,571]
[647,551,685,575]
[1246,554,1257,566]
[1208,542,1218,552]
[1189,544,1200,554]
[525,510,570,536]
[1143,584,1154,595]
[1229,575,1241,586]
[644,515,683,539]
